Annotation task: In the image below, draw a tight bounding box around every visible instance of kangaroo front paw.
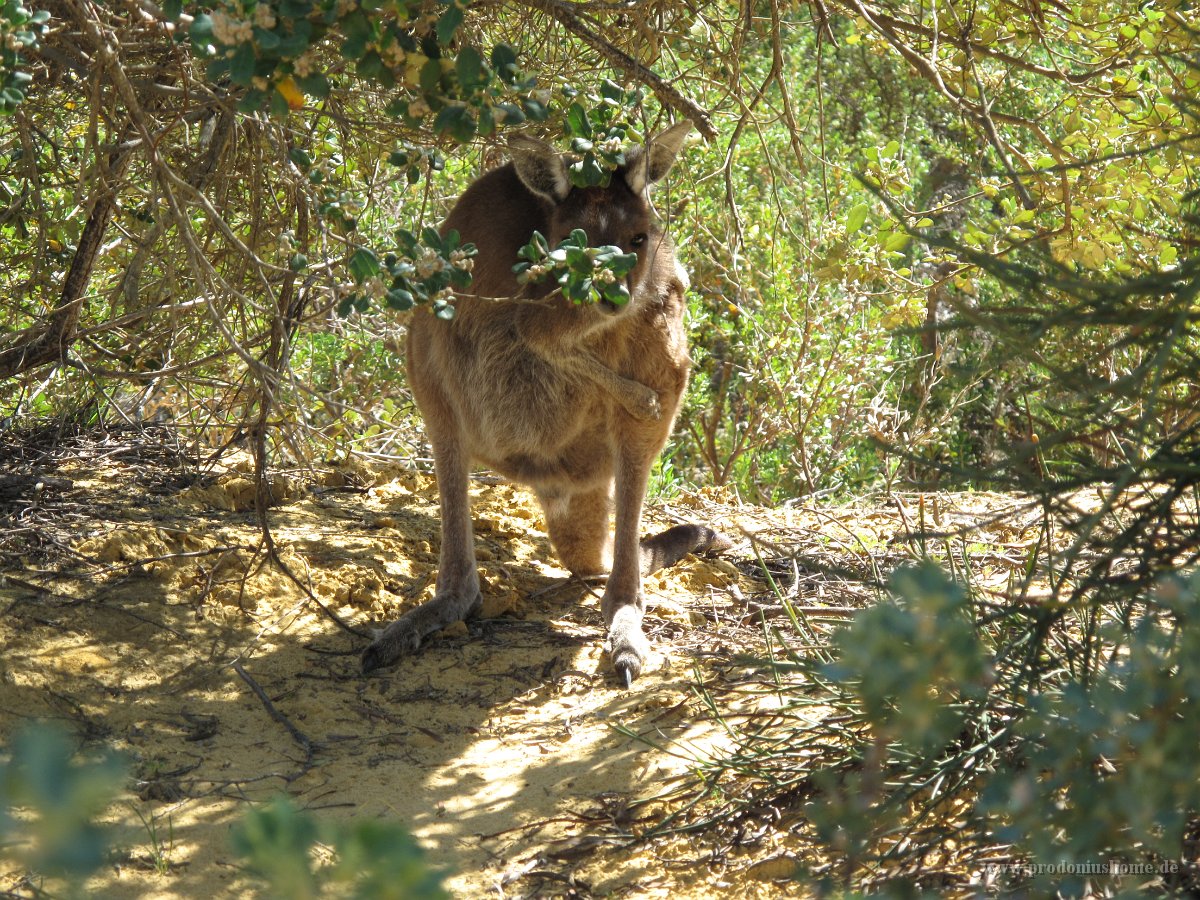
[604,606,651,688]
[629,385,662,422]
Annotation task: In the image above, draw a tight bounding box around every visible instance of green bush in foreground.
[0,726,444,898]
[0,725,126,885]
[814,564,1198,895]
[232,795,448,900]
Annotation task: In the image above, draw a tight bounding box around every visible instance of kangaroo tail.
[640,524,733,575]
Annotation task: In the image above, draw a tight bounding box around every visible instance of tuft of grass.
[129,802,175,876]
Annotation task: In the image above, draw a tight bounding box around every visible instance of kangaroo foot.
[604,603,651,687]
[361,590,482,674]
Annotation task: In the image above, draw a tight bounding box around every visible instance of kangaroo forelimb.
[571,354,662,421]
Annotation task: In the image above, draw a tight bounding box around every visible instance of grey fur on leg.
[361,590,482,674]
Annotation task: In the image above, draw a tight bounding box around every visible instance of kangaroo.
[362,122,729,686]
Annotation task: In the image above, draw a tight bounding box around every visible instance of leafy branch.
[342,227,476,319]
[514,228,637,306]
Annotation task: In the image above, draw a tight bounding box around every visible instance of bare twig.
[232,661,315,773]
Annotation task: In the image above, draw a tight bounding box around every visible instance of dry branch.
[0,146,132,381]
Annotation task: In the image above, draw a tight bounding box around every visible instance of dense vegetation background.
[1,0,1198,894]
[3,0,1193,503]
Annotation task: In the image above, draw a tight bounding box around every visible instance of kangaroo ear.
[508,134,570,203]
[624,121,693,195]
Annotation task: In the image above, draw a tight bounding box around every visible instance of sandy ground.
[0,437,1040,897]
[0,439,806,898]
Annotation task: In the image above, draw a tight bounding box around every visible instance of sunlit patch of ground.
[0,432,1046,897]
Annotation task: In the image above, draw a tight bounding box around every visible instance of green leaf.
[490,43,517,75]
[396,229,419,255]
[600,79,624,102]
[434,104,475,142]
[349,247,381,283]
[566,102,590,138]
[357,50,383,79]
[288,147,313,168]
[340,10,372,59]
[602,282,630,305]
[253,26,281,51]
[565,245,589,269]
[295,73,330,99]
[385,288,414,310]
[497,103,526,126]
[420,56,442,94]
[455,45,483,89]
[230,42,256,85]
[436,4,464,46]
[476,104,495,137]
[570,155,608,187]
[189,13,214,48]
[522,98,547,121]
[268,89,290,118]
[846,203,869,234]
[608,251,637,276]
[276,31,310,57]
[280,0,313,18]
[236,88,265,113]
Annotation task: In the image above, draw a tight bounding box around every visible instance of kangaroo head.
[507,121,692,312]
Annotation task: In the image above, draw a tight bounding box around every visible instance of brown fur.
[362,124,729,685]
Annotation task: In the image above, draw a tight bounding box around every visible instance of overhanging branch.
[519,0,718,140]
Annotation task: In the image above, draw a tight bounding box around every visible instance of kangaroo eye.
[630,233,647,248]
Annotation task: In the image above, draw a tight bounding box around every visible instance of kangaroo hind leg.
[362,438,482,673]
[538,484,613,579]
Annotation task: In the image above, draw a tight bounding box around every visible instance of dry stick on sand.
[232,661,315,778]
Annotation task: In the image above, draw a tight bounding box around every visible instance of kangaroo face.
[508,123,692,316]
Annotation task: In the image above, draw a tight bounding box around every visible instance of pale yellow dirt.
[0,448,825,898]
[1,443,1044,897]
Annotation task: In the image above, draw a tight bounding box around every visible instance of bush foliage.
[0,726,446,898]
[1,0,1197,893]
